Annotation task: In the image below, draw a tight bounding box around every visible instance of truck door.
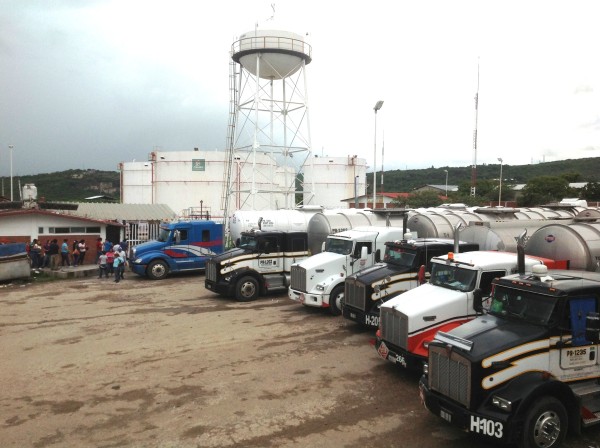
[257,236,280,273]
[168,225,196,270]
[352,241,372,274]
[553,297,599,375]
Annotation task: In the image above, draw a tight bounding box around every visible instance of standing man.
[48,239,60,270]
[60,238,70,267]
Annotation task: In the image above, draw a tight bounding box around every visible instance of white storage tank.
[22,184,37,201]
[302,156,367,208]
[120,161,153,204]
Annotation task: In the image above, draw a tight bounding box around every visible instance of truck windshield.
[324,238,353,255]
[383,245,417,267]
[430,264,477,292]
[239,235,258,250]
[488,286,559,326]
[157,228,171,242]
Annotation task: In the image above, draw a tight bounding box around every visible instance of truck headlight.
[422,363,428,375]
[134,258,142,264]
[492,395,512,412]
[316,284,325,291]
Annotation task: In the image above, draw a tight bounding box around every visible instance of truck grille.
[380,307,408,349]
[428,345,471,407]
[344,280,366,311]
[206,260,216,282]
[290,265,306,292]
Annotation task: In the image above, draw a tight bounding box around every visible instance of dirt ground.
[1,273,599,448]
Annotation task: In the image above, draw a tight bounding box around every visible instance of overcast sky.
[1,0,599,177]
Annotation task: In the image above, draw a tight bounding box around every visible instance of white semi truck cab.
[420,266,600,448]
[288,226,406,315]
[375,250,567,370]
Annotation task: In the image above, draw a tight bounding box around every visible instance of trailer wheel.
[236,276,259,302]
[520,396,567,448]
[147,260,168,280]
[329,286,344,316]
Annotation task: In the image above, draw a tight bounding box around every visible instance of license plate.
[350,312,356,318]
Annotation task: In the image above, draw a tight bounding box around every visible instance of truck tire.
[520,396,567,448]
[329,286,344,316]
[147,260,168,280]
[236,276,259,302]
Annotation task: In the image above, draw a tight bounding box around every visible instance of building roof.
[0,208,122,225]
[0,202,176,223]
[67,203,176,221]
[414,184,459,192]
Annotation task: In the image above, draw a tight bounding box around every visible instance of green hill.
[0,169,120,202]
[2,157,599,202]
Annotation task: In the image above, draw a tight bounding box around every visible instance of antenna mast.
[470,59,480,197]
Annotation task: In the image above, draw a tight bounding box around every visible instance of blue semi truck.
[130,220,223,280]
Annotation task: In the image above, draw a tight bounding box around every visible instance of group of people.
[27,238,61,270]
[57,239,91,267]
[27,237,129,279]
[97,243,128,282]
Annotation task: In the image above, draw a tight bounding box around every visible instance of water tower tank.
[22,184,37,201]
[232,29,312,79]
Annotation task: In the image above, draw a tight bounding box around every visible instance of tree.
[519,176,569,206]
[581,182,600,201]
[393,190,443,208]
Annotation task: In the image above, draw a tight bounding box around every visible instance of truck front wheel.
[520,396,567,448]
[236,276,259,301]
[147,260,168,280]
[329,286,344,316]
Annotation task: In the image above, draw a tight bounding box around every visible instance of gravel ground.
[1,273,599,448]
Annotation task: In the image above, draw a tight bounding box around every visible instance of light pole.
[9,144,14,201]
[373,100,384,208]
[497,157,503,206]
[444,169,448,197]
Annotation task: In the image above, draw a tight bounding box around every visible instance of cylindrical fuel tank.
[460,219,574,252]
[407,211,484,239]
[526,221,600,271]
[307,210,408,255]
[229,208,323,243]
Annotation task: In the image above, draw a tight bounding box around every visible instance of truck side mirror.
[473,288,483,313]
[174,230,181,244]
[375,249,381,263]
[360,246,368,260]
[586,312,600,343]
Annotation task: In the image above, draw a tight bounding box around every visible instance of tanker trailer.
[459,218,574,252]
[229,207,324,245]
[525,219,600,271]
[307,209,410,255]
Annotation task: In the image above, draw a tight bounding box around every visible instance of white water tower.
[222,27,313,217]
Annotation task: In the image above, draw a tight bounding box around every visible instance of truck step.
[569,380,600,399]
